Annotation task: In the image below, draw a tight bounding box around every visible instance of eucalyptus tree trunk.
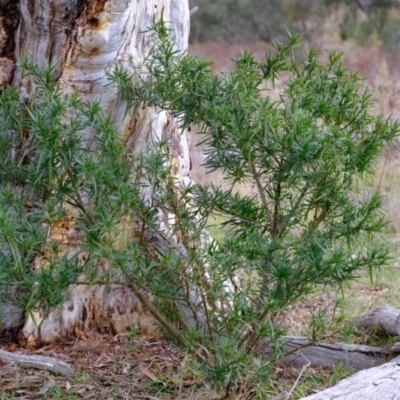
[0,0,192,346]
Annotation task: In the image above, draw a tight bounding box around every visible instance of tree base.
[21,284,159,348]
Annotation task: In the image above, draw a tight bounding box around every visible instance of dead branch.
[352,305,400,336]
[258,336,399,370]
[0,348,75,377]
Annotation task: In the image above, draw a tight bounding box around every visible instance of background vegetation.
[189,0,400,52]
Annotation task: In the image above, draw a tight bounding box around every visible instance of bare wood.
[300,361,400,400]
[190,6,199,16]
[271,393,289,400]
[352,305,400,336]
[0,349,74,377]
[258,336,398,370]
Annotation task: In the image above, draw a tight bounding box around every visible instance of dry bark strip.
[0,349,74,377]
[258,336,399,370]
[300,361,400,400]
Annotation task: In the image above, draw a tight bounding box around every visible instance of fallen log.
[300,361,400,400]
[0,349,75,377]
[352,304,400,336]
[258,336,399,370]
[259,305,400,370]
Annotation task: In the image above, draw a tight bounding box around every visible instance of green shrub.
[0,21,398,396]
[110,21,398,386]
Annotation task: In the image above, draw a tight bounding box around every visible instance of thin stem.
[277,184,309,234]
[138,218,146,246]
[66,195,96,226]
[273,180,281,234]
[200,290,214,339]
[127,280,188,348]
[250,160,275,232]
[212,210,266,228]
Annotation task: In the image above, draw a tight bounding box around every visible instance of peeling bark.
[1,0,192,346]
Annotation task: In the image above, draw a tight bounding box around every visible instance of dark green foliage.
[0,60,151,323]
[0,22,399,396]
[110,21,398,369]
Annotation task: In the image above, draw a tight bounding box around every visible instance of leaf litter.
[0,332,218,399]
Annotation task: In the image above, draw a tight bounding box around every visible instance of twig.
[189,6,199,16]
[277,184,309,234]
[177,355,188,399]
[126,281,188,349]
[280,339,316,360]
[270,359,310,400]
[250,160,275,232]
[377,149,389,192]
[270,392,290,400]
[354,0,382,33]
[288,359,311,397]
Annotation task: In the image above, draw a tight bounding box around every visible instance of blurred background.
[189,0,400,50]
[186,0,400,233]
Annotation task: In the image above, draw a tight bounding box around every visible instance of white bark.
[295,306,400,399]
[0,0,192,346]
[301,362,400,400]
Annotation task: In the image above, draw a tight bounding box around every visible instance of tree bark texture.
[301,361,400,400]
[352,305,400,336]
[0,0,191,346]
